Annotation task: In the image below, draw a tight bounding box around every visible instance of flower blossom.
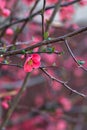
[2,100,9,109]
[0,0,6,10]
[0,0,10,17]
[2,8,11,17]
[1,96,11,109]
[23,0,34,4]
[47,0,58,3]
[60,6,74,21]
[6,28,14,35]
[79,0,87,6]
[24,54,41,72]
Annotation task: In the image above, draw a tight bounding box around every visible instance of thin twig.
[0,25,87,56]
[41,0,46,40]
[0,62,23,68]
[0,0,81,30]
[30,0,40,15]
[11,0,40,45]
[0,73,30,130]
[46,0,61,31]
[64,39,87,72]
[40,68,87,97]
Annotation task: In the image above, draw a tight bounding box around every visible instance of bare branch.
[0,73,30,129]
[64,39,87,72]
[46,0,62,31]
[40,68,87,98]
[0,26,87,56]
[0,0,81,30]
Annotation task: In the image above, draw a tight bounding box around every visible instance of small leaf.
[47,47,55,53]
[27,50,33,53]
[78,60,85,65]
[48,37,52,40]
[41,47,46,52]
[15,27,20,33]
[4,60,9,64]
[12,45,16,50]
[44,32,49,40]
[59,51,65,55]
[21,50,26,54]
[51,47,55,52]
[46,19,50,24]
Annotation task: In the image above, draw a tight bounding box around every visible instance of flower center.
[28,59,33,65]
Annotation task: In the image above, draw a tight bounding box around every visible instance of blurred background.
[0,0,87,130]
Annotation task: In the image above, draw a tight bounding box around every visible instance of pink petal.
[25,57,32,63]
[32,54,41,61]
[24,55,41,72]
[0,0,6,10]
[24,61,33,72]
[2,8,11,17]
[24,57,32,66]
[33,58,40,63]
[24,65,33,72]
[6,28,14,35]
[33,62,41,68]
[2,101,9,109]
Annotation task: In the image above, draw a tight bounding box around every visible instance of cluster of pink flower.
[1,96,11,109]
[48,0,87,5]
[0,0,10,17]
[24,54,41,72]
[23,0,34,4]
[22,0,87,23]
[22,0,87,24]
[60,5,74,22]
[59,0,87,22]
[23,0,87,5]
[5,28,14,35]
[79,0,87,6]
[47,0,58,3]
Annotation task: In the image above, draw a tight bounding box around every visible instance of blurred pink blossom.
[6,28,14,35]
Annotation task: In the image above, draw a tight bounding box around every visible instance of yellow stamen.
[28,59,33,65]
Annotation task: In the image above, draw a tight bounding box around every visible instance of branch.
[0,0,81,30]
[11,0,40,45]
[0,91,17,98]
[40,68,87,98]
[0,73,30,129]
[41,0,46,40]
[0,26,87,56]
[29,0,40,15]
[46,0,62,31]
[64,39,87,72]
[0,62,23,68]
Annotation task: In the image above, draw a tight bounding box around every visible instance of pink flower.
[2,8,11,17]
[59,97,72,111]
[56,120,67,130]
[1,95,11,109]
[0,0,10,17]
[0,0,6,10]
[6,28,14,35]
[2,100,9,109]
[0,8,10,17]
[23,0,34,4]
[79,0,87,6]
[60,6,74,21]
[24,54,41,72]
[47,0,58,3]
